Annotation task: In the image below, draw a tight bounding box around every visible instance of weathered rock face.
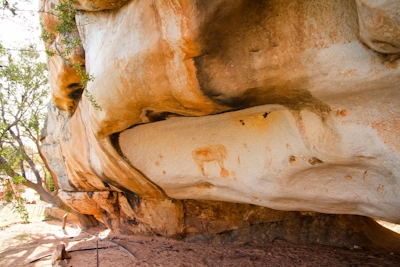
[40,0,400,248]
[356,0,400,54]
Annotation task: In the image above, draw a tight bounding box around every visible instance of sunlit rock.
[40,0,400,248]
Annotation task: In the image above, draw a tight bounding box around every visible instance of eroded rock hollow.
[40,0,400,248]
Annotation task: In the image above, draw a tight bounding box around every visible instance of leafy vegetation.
[0,44,98,228]
[40,0,101,110]
[0,1,99,228]
[54,0,78,35]
[0,45,48,222]
[73,62,101,111]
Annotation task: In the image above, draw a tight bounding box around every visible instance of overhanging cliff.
[40,0,400,248]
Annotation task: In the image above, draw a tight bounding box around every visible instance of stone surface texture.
[356,0,400,54]
[40,0,400,248]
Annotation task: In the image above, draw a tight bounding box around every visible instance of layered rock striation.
[40,0,400,248]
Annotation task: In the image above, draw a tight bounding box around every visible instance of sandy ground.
[0,219,400,267]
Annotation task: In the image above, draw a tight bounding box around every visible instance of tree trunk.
[1,155,98,229]
[24,179,99,229]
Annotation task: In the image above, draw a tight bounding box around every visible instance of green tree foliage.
[1,4,50,223]
[0,45,48,222]
[0,1,98,228]
[0,46,98,227]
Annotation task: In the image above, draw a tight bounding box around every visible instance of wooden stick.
[101,238,136,259]
[68,221,136,260]
[28,246,115,263]
[61,213,68,229]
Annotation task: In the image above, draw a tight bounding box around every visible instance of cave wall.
[40,0,400,248]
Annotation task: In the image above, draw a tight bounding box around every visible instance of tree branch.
[8,128,43,185]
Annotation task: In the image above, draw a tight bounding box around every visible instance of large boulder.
[40,0,400,249]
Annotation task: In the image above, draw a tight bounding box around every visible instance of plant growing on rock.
[41,0,101,111]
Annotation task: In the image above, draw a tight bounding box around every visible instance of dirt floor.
[0,219,399,267]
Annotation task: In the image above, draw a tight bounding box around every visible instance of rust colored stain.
[383,59,398,70]
[237,156,241,164]
[163,170,166,174]
[155,162,160,166]
[220,167,229,178]
[345,175,352,180]
[289,155,297,163]
[339,110,347,117]
[286,143,291,149]
[192,144,228,176]
[370,116,400,152]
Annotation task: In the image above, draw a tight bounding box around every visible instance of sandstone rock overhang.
[40,0,400,248]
